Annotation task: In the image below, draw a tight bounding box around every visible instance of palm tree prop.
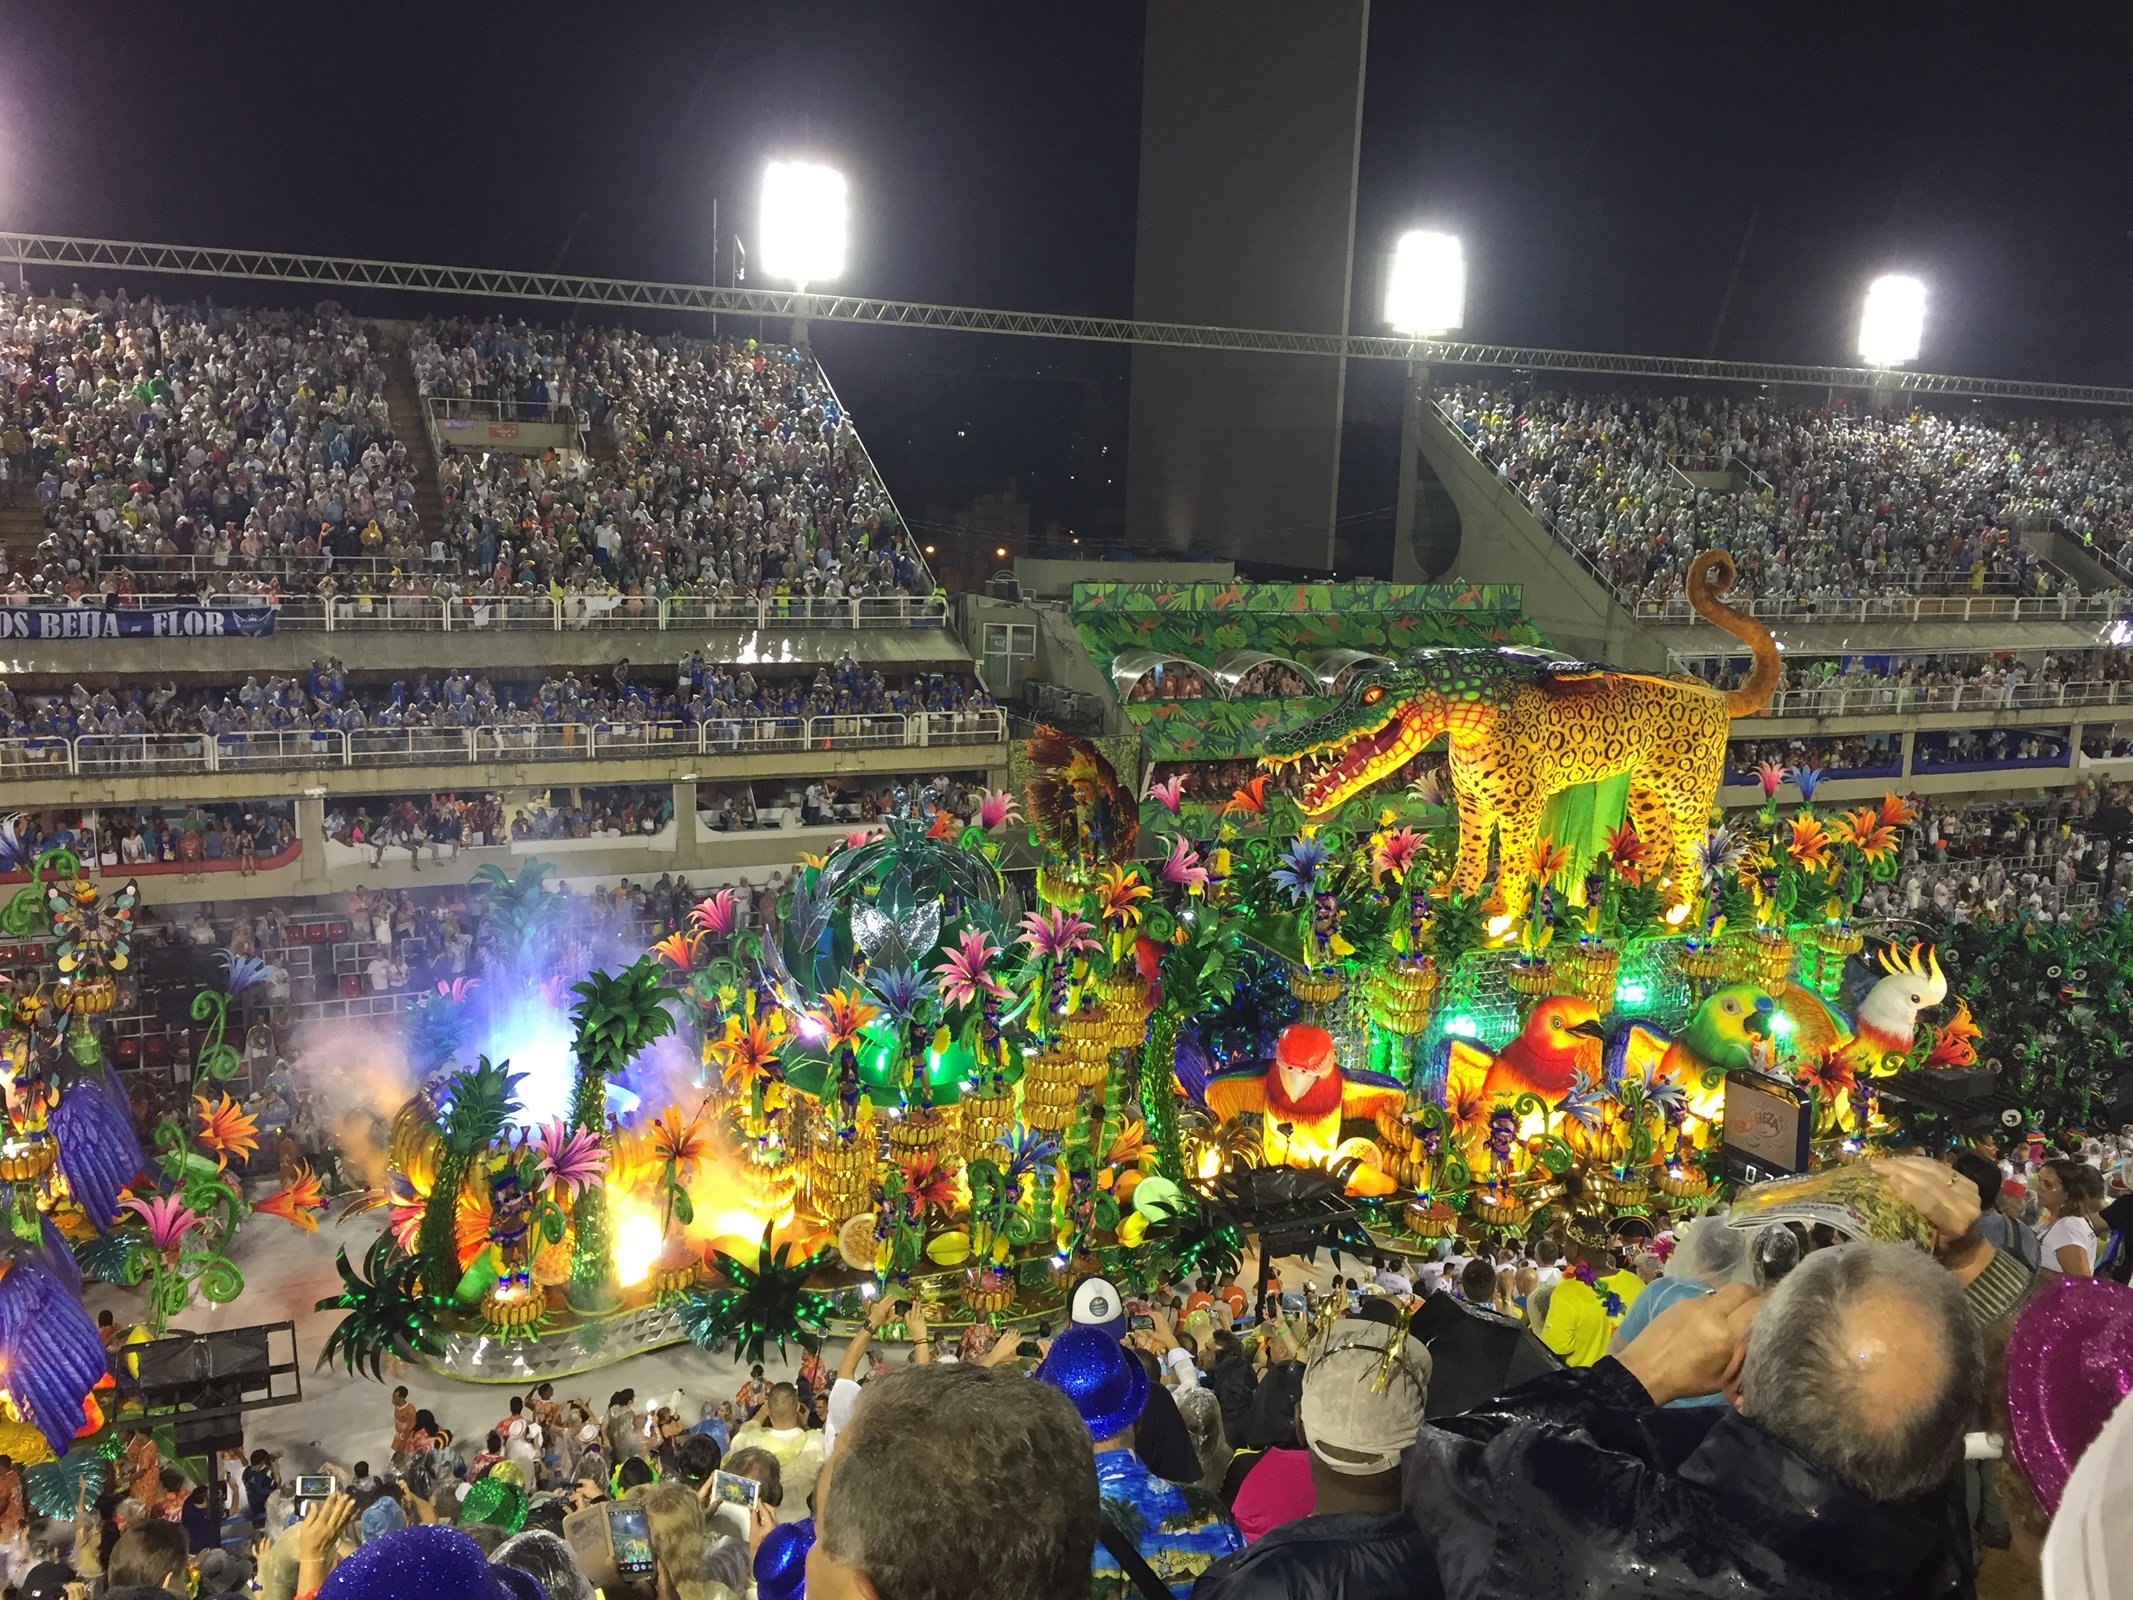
[674,1223,836,1364]
[1138,903,1242,1183]
[471,861,570,967]
[565,961,675,1312]
[317,1234,444,1380]
[416,1057,523,1300]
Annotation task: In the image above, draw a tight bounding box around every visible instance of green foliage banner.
[1070,580,1542,666]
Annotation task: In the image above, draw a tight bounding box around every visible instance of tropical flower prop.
[194,1093,260,1170]
[255,1163,328,1232]
[531,1120,607,1203]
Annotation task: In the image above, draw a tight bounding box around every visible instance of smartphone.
[1128,1313,1154,1332]
[711,1470,760,1510]
[894,1299,912,1315]
[1015,1339,1043,1359]
[608,1505,655,1578]
[295,1475,333,1499]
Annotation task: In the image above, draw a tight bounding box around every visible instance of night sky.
[4,4,2129,570]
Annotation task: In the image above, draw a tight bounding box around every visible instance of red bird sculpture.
[1445,995,1608,1108]
[1204,1024,1405,1195]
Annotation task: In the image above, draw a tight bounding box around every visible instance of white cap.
[1298,1318,1432,1477]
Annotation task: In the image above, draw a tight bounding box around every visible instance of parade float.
[0,838,325,1471]
[288,549,2020,1382]
[0,551,2083,1407]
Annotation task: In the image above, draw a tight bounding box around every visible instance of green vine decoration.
[188,990,243,1082]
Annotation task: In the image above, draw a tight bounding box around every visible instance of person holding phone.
[822,1294,904,1457]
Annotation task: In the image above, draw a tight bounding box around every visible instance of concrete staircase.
[381,341,448,541]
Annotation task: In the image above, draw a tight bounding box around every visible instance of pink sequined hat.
[2004,1274,2133,1515]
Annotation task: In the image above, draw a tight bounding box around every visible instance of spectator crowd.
[1438,384,2133,612]
[0,660,992,766]
[9,1131,2127,1600]
[1,291,939,618]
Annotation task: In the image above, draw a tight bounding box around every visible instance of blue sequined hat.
[754,1516,816,1600]
[319,1525,546,1600]
[1035,1324,1149,1442]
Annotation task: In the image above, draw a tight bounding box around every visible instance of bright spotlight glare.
[614,1211,664,1289]
[1858,274,1925,366]
[1385,230,1465,336]
[761,161,848,285]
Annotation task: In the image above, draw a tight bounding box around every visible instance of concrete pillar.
[293,795,330,893]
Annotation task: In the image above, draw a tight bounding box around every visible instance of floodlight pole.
[1392,351,1430,577]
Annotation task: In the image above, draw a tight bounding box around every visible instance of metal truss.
[7,230,2131,406]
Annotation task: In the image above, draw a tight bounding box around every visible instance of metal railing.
[1637,590,2125,627]
[161,591,953,633]
[420,394,582,425]
[0,709,1005,779]
[1755,679,2133,718]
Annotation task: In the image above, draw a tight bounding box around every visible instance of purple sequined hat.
[2005,1273,2133,1515]
[1035,1324,1148,1441]
[320,1524,547,1600]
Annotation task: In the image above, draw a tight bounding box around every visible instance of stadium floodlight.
[1858,274,1925,367]
[1385,230,1465,337]
[760,161,847,287]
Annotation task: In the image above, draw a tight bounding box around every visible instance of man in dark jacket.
[1399,1241,1982,1599]
[1195,1317,1432,1600]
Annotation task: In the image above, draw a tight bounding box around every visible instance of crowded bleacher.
[1438,384,2133,613]
[0,661,993,770]
[2,290,415,594]
[2,293,938,617]
[1869,789,2133,924]
[1688,648,2133,715]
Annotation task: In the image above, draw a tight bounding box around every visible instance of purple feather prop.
[49,1078,144,1233]
[1173,1031,1216,1107]
[0,1257,106,1452]
[34,1215,79,1298]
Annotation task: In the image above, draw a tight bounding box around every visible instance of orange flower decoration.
[1104,1117,1150,1170]
[256,1162,327,1232]
[1796,1046,1858,1098]
[651,929,705,970]
[649,1104,711,1175]
[712,1017,781,1092]
[1876,792,1917,829]
[1093,864,1152,927]
[1924,1001,1983,1069]
[809,988,880,1051]
[1786,814,1832,871]
[1602,822,1648,882]
[1528,835,1570,884]
[194,1093,260,1170]
[1222,776,1269,817]
[1833,807,1898,864]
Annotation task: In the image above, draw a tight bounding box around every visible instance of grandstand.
[0,287,1007,1048]
[1382,375,2133,809]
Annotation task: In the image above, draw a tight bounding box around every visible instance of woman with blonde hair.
[629,1478,771,1600]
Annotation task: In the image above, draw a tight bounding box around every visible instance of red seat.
[340,975,363,999]
[328,921,349,940]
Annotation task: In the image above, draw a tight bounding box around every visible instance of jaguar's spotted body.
[1265,551,1778,923]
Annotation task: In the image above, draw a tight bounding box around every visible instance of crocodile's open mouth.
[1264,706,1431,815]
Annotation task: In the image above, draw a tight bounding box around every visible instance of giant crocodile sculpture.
[1263,550,1780,925]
